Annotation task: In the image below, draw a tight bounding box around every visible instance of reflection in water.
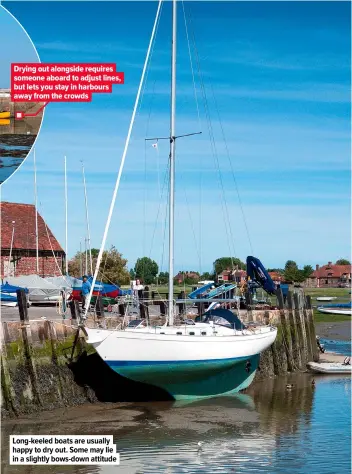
[2,374,351,473]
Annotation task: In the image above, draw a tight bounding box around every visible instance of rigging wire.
[181,0,201,133]
[187,4,237,269]
[182,1,203,275]
[148,159,170,259]
[210,84,254,255]
[179,171,202,268]
[83,0,164,321]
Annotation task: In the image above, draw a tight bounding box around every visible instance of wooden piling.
[287,292,302,370]
[178,291,186,316]
[16,292,43,407]
[17,289,28,322]
[95,295,105,318]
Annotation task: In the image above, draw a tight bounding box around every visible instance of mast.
[64,156,69,275]
[85,237,88,275]
[81,162,93,275]
[33,149,39,274]
[168,0,177,325]
[7,221,15,277]
[79,240,83,276]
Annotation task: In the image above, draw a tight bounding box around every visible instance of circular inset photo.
[0,5,43,185]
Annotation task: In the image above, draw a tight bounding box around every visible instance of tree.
[336,259,350,265]
[129,268,136,280]
[68,245,130,284]
[302,265,314,278]
[283,260,299,282]
[158,272,169,285]
[267,268,284,273]
[134,257,159,285]
[213,257,245,275]
[200,271,215,281]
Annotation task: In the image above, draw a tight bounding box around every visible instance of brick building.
[1,202,65,278]
[218,268,247,284]
[174,271,200,284]
[305,262,351,288]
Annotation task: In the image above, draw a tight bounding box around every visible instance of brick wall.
[1,255,64,278]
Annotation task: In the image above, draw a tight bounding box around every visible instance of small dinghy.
[316,297,337,302]
[307,358,351,374]
[317,306,352,316]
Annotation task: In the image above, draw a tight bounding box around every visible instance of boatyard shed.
[0,202,65,278]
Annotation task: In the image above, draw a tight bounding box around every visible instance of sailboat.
[83,0,277,400]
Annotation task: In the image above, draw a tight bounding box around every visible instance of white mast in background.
[34,149,39,274]
[81,162,93,275]
[64,156,68,275]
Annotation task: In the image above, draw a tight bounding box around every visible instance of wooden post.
[245,290,253,306]
[275,288,284,309]
[306,295,312,309]
[69,300,78,320]
[294,292,309,365]
[159,300,166,316]
[142,286,150,320]
[118,302,126,316]
[95,295,105,318]
[287,291,302,369]
[17,289,28,322]
[178,291,185,316]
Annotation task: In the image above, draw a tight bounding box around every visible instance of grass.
[313,309,351,323]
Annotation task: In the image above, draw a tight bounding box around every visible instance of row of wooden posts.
[16,286,312,322]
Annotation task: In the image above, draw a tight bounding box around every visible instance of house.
[268,271,283,284]
[305,262,352,288]
[174,271,200,284]
[1,202,66,278]
[218,268,247,284]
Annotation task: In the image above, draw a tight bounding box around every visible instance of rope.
[83,0,163,321]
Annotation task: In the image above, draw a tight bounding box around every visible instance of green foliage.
[134,257,159,285]
[283,261,315,283]
[336,259,351,265]
[129,268,136,280]
[283,260,299,282]
[302,265,314,278]
[213,257,245,275]
[68,245,130,284]
[158,272,169,285]
[200,271,215,280]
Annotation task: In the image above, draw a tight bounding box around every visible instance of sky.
[0,1,350,275]
[0,5,38,86]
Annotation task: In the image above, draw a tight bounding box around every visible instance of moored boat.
[317,306,352,316]
[85,311,277,400]
[307,361,351,374]
[80,0,278,401]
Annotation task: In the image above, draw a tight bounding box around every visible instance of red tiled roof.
[269,271,283,281]
[1,202,64,252]
[312,264,351,279]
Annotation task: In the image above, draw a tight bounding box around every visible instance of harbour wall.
[1,292,319,418]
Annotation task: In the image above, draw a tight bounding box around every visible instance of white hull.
[307,362,351,374]
[317,307,352,316]
[316,297,337,301]
[86,325,277,362]
[84,324,277,399]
